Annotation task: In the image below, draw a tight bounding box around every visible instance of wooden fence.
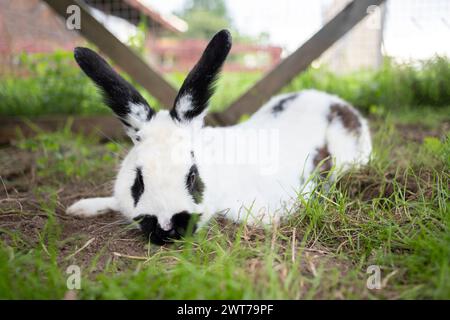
[1,0,386,144]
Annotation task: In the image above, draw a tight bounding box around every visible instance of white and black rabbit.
[67,30,372,245]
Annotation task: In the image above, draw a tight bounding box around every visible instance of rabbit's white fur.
[67,30,371,243]
[200,90,371,225]
[68,90,371,225]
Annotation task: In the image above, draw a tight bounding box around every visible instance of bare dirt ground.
[0,146,145,270]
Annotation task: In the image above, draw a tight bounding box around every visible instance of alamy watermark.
[66,5,81,30]
[366,5,382,30]
[66,265,81,290]
[366,265,381,290]
[169,127,281,176]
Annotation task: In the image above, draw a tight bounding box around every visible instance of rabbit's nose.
[159,219,172,231]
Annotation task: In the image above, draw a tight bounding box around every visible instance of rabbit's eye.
[187,171,196,189]
[186,164,204,204]
[131,167,144,206]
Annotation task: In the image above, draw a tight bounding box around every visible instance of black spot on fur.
[131,167,144,206]
[171,30,232,122]
[134,214,158,241]
[134,212,201,245]
[134,214,176,245]
[172,211,201,236]
[327,103,361,134]
[272,94,297,115]
[186,164,205,204]
[73,47,154,127]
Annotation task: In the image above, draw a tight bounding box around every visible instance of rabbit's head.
[74,30,232,244]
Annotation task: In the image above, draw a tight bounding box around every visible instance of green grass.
[0,109,448,299]
[1,51,449,116]
[14,120,121,182]
[0,51,107,116]
[283,56,450,113]
[0,51,261,117]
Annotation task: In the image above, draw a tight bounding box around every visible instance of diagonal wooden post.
[43,0,178,108]
[43,0,223,125]
[216,0,386,125]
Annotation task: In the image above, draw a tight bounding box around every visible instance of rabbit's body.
[67,30,372,245]
[194,89,371,225]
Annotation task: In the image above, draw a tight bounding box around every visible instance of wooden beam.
[219,0,386,125]
[0,116,125,145]
[43,0,177,108]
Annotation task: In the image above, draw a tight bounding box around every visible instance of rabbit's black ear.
[171,30,232,123]
[74,47,154,139]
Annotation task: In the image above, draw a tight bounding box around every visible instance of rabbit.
[67,29,372,245]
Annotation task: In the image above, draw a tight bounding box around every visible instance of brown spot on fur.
[313,145,332,176]
[328,103,361,134]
